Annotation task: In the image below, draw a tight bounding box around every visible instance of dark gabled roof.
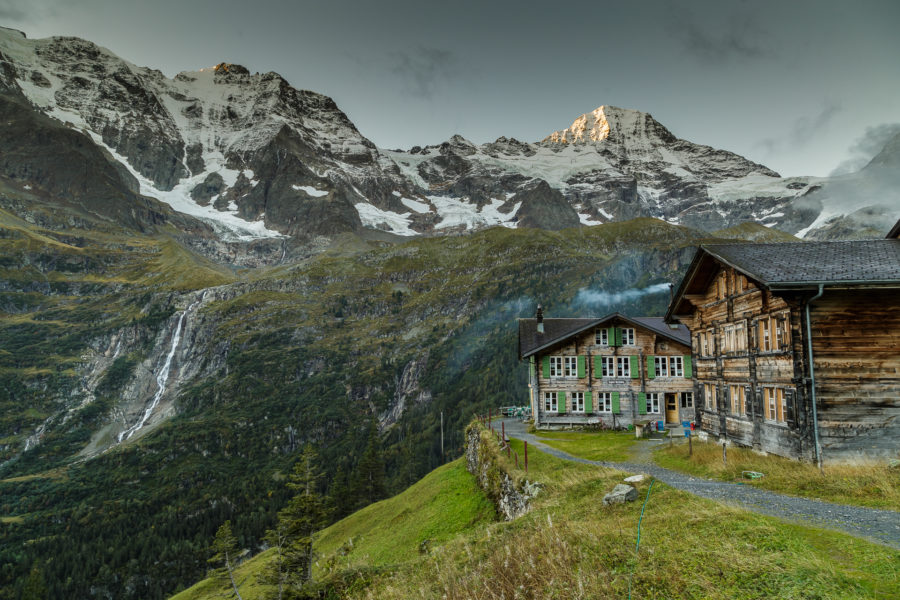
[888,218,900,239]
[666,240,900,320]
[631,317,691,346]
[518,312,691,359]
[703,240,900,286]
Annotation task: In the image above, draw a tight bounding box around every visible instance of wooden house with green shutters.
[518,310,694,429]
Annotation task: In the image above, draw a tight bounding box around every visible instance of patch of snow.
[392,190,401,197]
[354,203,416,236]
[597,207,614,220]
[429,196,520,230]
[578,213,603,226]
[89,133,283,241]
[400,197,430,213]
[23,184,32,190]
[292,185,329,197]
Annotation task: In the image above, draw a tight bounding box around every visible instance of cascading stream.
[118,294,203,442]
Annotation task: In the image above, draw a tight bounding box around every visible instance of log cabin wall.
[809,289,900,462]
[679,266,815,461]
[533,319,694,429]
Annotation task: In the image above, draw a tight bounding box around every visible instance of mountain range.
[1,25,897,266]
[0,26,897,599]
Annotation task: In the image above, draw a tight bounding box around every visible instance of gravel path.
[500,419,900,550]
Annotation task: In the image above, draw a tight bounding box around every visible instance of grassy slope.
[655,439,900,511]
[534,429,638,462]
[174,435,899,600]
[171,459,496,600]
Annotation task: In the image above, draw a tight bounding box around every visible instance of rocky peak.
[541,105,676,147]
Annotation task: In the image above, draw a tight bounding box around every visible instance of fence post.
[489,408,492,430]
[524,441,528,473]
[502,421,505,442]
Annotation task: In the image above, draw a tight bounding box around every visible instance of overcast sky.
[4,0,899,177]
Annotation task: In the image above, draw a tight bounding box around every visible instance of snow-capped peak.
[541,105,675,147]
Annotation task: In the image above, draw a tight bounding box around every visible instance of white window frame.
[549,356,563,377]
[729,385,745,416]
[681,392,693,408]
[598,392,612,412]
[669,356,683,377]
[616,356,630,377]
[544,391,557,412]
[563,356,578,378]
[646,392,661,414]
[596,328,609,346]
[601,356,615,378]
[621,328,636,346]
[654,356,669,377]
[571,391,585,413]
[704,383,715,410]
[764,387,785,423]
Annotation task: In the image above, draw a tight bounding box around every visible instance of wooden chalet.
[666,235,900,464]
[518,310,694,429]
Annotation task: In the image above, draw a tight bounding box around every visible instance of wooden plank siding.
[677,266,816,461]
[809,290,900,460]
[533,319,694,429]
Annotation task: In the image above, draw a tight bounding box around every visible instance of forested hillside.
[1,216,737,598]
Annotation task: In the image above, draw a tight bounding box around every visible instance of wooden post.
[689,432,693,457]
[722,442,727,465]
[501,421,505,442]
[524,441,528,473]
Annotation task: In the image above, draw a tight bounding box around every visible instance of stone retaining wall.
[465,423,539,520]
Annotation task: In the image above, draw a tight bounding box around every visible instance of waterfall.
[118,295,203,442]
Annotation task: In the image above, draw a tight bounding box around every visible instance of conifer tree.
[353,421,386,510]
[268,444,328,595]
[209,520,244,600]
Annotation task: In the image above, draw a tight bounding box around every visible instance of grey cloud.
[757,103,842,154]
[830,123,900,175]
[675,8,774,64]
[390,47,457,99]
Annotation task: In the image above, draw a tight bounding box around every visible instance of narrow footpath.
[501,419,900,550]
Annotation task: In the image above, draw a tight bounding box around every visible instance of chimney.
[536,304,544,334]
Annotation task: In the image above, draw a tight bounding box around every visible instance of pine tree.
[267,444,328,595]
[352,421,386,510]
[208,520,244,600]
[20,565,48,600]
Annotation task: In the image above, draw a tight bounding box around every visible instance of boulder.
[602,484,638,505]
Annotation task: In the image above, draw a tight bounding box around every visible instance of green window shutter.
[638,392,647,415]
[577,355,586,378]
[584,391,593,414]
[542,356,550,378]
[612,392,620,414]
[629,355,640,379]
[557,391,566,414]
[647,356,656,379]
[594,355,602,377]
[683,355,692,378]
[615,327,623,346]
[608,327,616,346]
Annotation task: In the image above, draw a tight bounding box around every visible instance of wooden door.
[665,394,678,424]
